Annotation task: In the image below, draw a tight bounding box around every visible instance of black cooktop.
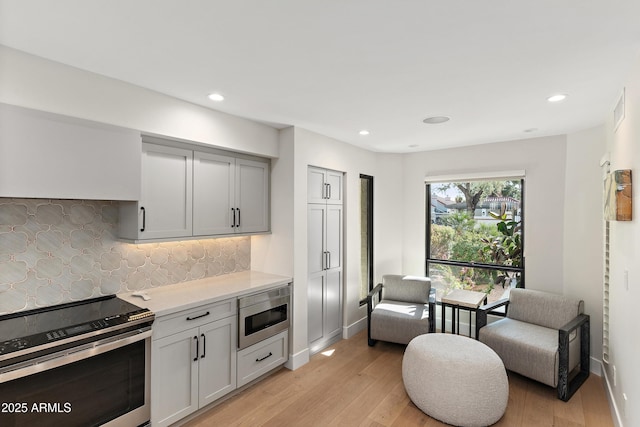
[0,295,153,359]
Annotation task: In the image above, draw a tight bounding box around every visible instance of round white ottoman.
[402,334,508,427]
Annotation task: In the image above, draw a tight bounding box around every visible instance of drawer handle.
[256,352,273,362]
[140,207,146,232]
[186,311,210,321]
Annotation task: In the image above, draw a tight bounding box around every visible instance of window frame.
[359,174,374,306]
[425,178,526,289]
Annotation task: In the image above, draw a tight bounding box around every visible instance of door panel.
[325,205,342,269]
[193,152,234,235]
[141,144,193,239]
[307,205,326,274]
[198,318,236,407]
[307,167,327,203]
[236,159,269,233]
[325,170,343,204]
[307,273,325,344]
[325,269,342,339]
[152,329,199,427]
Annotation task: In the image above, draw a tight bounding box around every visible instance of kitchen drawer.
[237,330,288,387]
[153,299,236,339]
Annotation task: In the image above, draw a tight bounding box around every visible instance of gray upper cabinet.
[0,103,141,200]
[307,166,342,205]
[119,143,193,240]
[119,138,270,242]
[193,153,269,236]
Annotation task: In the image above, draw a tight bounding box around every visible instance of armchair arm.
[475,298,510,339]
[367,283,383,316]
[428,288,436,332]
[367,283,383,346]
[557,314,590,401]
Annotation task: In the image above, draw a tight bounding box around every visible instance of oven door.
[238,288,290,350]
[0,328,151,427]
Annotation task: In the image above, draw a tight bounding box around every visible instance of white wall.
[603,55,640,427]
[563,125,606,369]
[0,46,279,158]
[400,135,568,293]
[252,127,403,367]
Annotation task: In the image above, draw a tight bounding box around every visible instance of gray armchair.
[476,288,590,401]
[367,275,435,346]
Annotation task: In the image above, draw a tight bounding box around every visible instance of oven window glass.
[245,304,288,336]
[0,340,145,427]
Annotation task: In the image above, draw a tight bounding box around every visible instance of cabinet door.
[324,269,342,340]
[307,273,325,344]
[325,170,343,205]
[307,204,326,274]
[199,317,237,407]
[235,158,269,233]
[325,205,342,270]
[152,328,199,427]
[140,143,193,239]
[193,152,235,235]
[307,167,327,204]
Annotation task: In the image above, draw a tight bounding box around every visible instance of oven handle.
[0,327,152,384]
[238,294,290,318]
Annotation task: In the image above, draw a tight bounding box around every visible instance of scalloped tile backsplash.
[0,198,250,314]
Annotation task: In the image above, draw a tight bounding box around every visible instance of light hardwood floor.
[182,330,614,427]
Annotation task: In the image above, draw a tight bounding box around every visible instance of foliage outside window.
[426,179,524,303]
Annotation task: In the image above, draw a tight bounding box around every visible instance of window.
[426,178,524,303]
[360,174,374,304]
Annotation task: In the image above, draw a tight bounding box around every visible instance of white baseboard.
[343,316,367,339]
[590,356,602,376]
[285,347,310,371]
[601,362,624,427]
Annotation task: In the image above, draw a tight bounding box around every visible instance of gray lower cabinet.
[151,300,237,427]
[150,294,290,427]
[237,330,288,387]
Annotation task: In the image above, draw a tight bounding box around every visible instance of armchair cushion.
[381,275,432,304]
[370,300,431,345]
[479,318,559,387]
[507,288,583,329]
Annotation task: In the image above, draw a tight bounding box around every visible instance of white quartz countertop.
[119,270,292,317]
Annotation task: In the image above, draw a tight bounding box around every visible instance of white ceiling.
[1,1,639,153]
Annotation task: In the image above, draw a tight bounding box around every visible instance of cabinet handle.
[324,183,330,199]
[231,208,236,228]
[328,183,332,200]
[327,251,331,269]
[237,208,241,227]
[201,333,206,359]
[256,352,273,362]
[186,311,210,321]
[140,207,146,232]
[193,336,199,362]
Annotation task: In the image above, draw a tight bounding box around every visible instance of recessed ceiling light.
[423,116,450,124]
[359,130,370,136]
[208,93,225,102]
[547,94,567,103]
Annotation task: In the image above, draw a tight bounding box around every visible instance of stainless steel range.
[0,295,154,427]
